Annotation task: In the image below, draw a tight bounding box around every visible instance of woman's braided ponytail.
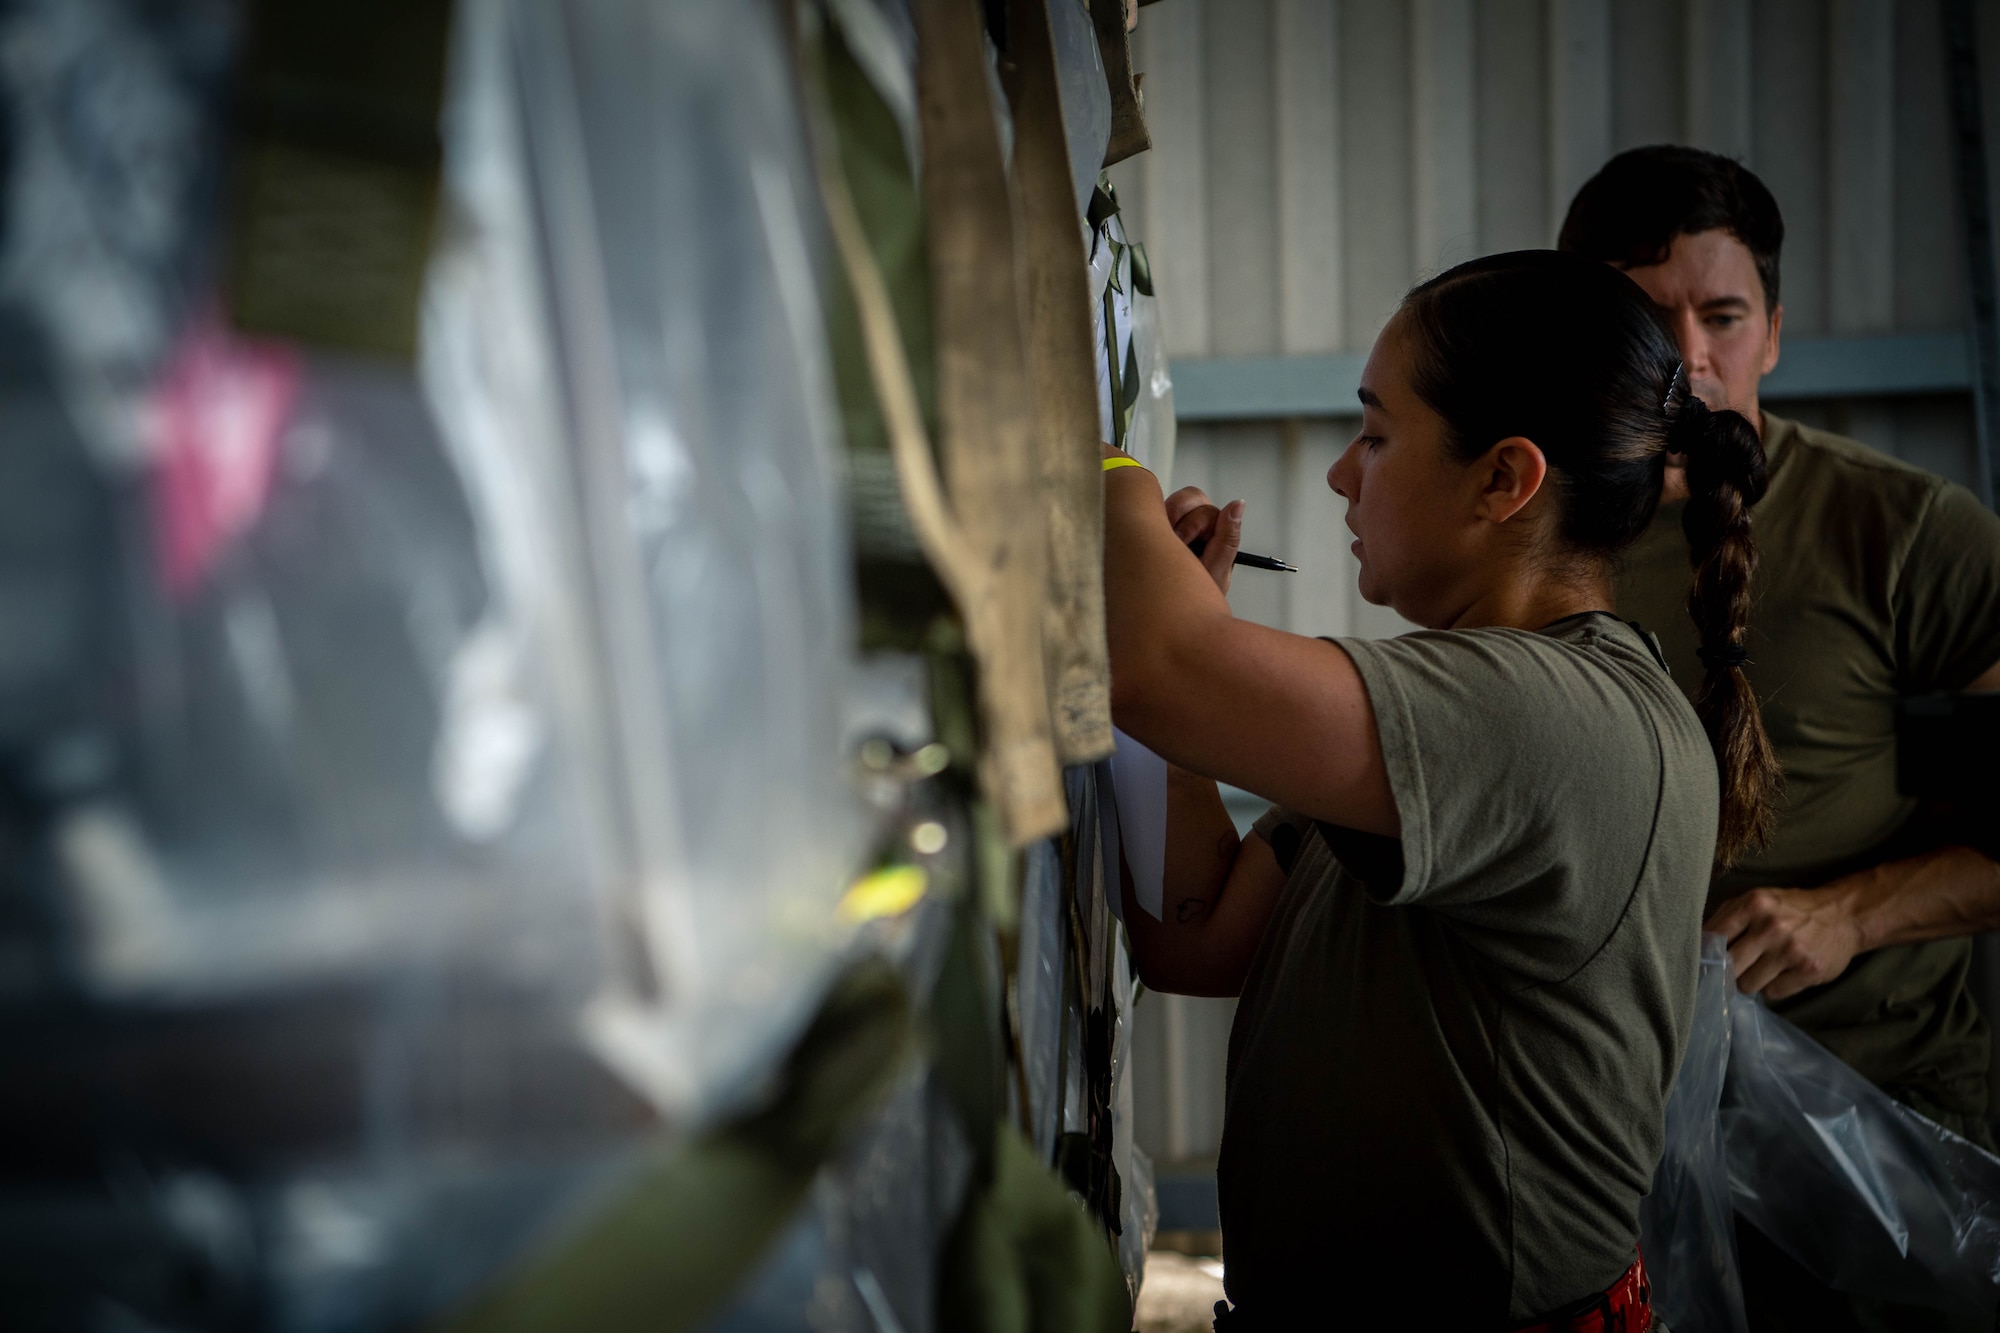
[1667,376,1780,866]
[1401,254,1781,870]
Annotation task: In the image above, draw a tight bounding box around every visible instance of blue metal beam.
[1154,1170,1220,1232]
[1761,332,1972,400]
[1170,332,1974,422]
[1173,352,1366,420]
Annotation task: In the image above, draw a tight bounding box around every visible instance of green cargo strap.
[228,0,450,357]
[438,960,912,1333]
[936,1125,1134,1333]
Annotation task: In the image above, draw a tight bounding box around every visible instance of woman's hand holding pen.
[1099,444,1396,840]
[1100,442,1249,593]
[1166,486,1245,594]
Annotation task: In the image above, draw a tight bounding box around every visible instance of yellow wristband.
[1102,455,1145,472]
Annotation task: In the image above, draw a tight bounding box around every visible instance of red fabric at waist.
[1506,1251,1651,1333]
[1210,1250,1653,1332]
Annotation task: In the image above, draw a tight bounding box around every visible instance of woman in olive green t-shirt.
[1100,251,1777,1328]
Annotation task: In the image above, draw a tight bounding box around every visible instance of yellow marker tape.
[1102,455,1145,472]
[838,864,929,923]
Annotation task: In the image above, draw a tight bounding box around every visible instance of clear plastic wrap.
[1,0,595,988]
[13,0,866,1105]
[1111,937,1157,1290]
[1642,933,2000,1327]
[1088,214,1129,456]
[1124,264,1177,485]
[0,9,649,1310]
[1046,0,1111,218]
[0,0,236,469]
[0,0,869,1325]
[509,0,868,1119]
[1723,965,2000,1322]
[1089,205,1173,483]
[1017,837,1068,1163]
[1640,934,1748,1333]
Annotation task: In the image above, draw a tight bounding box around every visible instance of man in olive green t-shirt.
[1564,148,2000,1327]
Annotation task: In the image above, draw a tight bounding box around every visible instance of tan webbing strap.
[1090,0,1152,167]
[806,0,1072,846]
[1007,0,1115,768]
[805,23,1065,847]
[913,0,1068,844]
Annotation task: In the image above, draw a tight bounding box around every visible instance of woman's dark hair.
[1557,145,1784,316]
[1398,249,1779,867]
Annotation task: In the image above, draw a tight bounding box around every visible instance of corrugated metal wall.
[1110,0,2000,1171]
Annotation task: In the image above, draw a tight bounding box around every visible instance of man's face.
[1619,228,1782,428]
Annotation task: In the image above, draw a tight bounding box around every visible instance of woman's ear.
[1473,436,1548,525]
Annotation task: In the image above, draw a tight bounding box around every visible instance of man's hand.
[1706,844,2000,1001]
[1164,485,1244,594]
[1705,885,1867,1000]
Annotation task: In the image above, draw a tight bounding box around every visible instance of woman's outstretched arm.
[1101,452,1398,837]
[1119,762,1288,996]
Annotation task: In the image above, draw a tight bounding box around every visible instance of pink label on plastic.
[147,316,301,600]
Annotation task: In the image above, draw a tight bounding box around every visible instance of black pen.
[1101,454,1297,571]
[1189,535,1298,573]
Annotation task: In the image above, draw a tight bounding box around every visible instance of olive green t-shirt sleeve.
[1335,630,1662,933]
[1894,481,2000,693]
[1249,804,1318,876]
[1249,804,1299,843]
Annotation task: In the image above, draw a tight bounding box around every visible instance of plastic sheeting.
[1018,838,1068,1164]
[2,0,865,1097]
[1645,933,2000,1329]
[1089,202,1174,484]
[1110,937,1159,1289]
[0,0,870,1325]
[1,0,1151,1326]
[1640,935,1748,1333]
[505,0,867,1119]
[1046,0,1111,219]
[0,0,236,470]
[1724,973,2000,1322]
[1123,258,1177,483]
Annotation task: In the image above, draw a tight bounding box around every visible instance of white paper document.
[1102,726,1168,921]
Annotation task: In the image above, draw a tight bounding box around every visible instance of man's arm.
[1710,656,2000,999]
[1709,846,2000,999]
[1118,764,1287,998]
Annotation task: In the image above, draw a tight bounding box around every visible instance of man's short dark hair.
[1557,145,1785,315]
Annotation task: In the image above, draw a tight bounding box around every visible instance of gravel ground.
[1133,1250,1227,1333]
